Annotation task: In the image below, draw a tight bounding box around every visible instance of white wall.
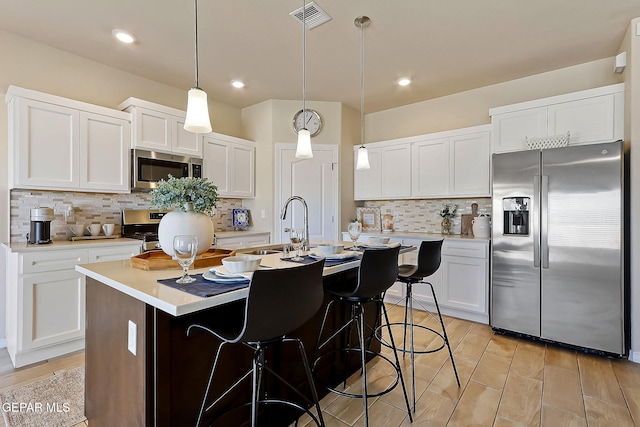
[366,57,622,143]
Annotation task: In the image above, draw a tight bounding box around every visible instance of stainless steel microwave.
[132,149,203,191]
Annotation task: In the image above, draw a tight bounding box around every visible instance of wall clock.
[292,109,322,137]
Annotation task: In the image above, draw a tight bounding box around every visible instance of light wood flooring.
[0,304,640,426]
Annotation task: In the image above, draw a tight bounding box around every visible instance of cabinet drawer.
[21,250,88,274]
[88,245,141,263]
[442,241,487,258]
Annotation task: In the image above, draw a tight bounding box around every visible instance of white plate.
[308,252,356,261]
[208,266,245,278]
[202,271,251,283]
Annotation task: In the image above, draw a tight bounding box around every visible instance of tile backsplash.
[10,190,243,243]
[364,198,492,235]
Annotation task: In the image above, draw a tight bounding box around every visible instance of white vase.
[158,204,214,257]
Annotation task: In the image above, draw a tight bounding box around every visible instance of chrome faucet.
[280,196,310,251]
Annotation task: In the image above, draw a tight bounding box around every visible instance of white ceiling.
[1,0,640,113]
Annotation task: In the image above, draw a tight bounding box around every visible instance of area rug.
[0,366,86,427]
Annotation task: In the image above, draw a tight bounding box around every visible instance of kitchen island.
[77,246,409,426]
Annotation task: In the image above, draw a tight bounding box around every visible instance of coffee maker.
[28,207,54,244]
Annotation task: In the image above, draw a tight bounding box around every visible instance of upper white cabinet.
[6,86,130,193]
[355,124,490,200]
[203,133,255,198]
[490,83,624,153]
[119,97,203,158]
[353,141,411,200]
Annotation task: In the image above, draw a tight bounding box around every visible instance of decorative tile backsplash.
[10,190,243,242]
[364,198,492,235]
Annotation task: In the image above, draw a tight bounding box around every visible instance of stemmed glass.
[289,228,304,261]
[348,221,362,249]
[173,235,198,284]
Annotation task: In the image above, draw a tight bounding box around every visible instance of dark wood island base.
[85,268,381,426]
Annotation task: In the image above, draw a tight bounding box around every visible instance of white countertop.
[2,238,142,253]
[214,230,270,238]
[75,244,414,317]
[352,230,490,242]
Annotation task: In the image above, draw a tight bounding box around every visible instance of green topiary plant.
[149,176,218,215]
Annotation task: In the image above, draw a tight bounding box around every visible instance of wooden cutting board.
[130,248,235,270]
[460,203,479,236]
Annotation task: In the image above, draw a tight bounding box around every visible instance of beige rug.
[0,366,86,427]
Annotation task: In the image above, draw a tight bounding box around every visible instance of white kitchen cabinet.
[6,86,131,193]
[4,242,141,367]
[119,97,203,158]
[215,232,270,249]
[346,234,490,324]
[490,83,624,154]
[412,126,491,198]
[354,142,411,200]
[203,133,255,198]
[412,138,449,197]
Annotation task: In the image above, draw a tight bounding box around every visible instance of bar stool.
[312,245,412,426]
[381,239,460,411]
[187,260,326,427]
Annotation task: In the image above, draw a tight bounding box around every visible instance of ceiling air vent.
[290,2,332,29]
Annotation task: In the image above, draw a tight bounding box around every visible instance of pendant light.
[295,1,313,159]
[355,16,370,170]
[184,0,212,133]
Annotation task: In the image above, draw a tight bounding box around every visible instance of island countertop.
[76,245,411,317]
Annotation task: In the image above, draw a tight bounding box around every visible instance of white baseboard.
[628,349,640,363]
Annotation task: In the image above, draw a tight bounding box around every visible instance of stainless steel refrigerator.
[491,141,626,355]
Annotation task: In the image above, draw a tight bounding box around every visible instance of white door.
[275,144,338,244]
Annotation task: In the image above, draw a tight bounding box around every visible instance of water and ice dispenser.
[502,197,529,235]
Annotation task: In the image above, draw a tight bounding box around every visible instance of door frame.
[274,143,339,244]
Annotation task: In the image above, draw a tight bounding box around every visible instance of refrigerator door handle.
[533,175,540,267]
[541,175,549,269]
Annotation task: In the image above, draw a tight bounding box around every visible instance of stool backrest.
[353,245,401,299]
[239,260,325,343]
[414,239,444,278]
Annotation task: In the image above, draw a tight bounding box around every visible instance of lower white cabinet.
[341,233,490,324]
[214,232,270,249]
[5,242,141,367]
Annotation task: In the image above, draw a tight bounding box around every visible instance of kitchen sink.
[242,249,282,255]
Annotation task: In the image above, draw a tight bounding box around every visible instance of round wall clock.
[292,109,322,137]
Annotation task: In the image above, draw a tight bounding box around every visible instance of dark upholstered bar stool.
[383,239,460,411]
[312,245,412,426]
[187,260,326,427]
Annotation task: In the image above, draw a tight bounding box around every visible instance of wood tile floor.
[0,304,639,426]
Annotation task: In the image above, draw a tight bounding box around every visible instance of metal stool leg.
[355,303,369,425]
[429,282,460,387]
[407,283,417,412]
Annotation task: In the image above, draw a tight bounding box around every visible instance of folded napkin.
[158,274,249,298]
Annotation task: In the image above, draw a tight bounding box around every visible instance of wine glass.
[173,235,198,284]
[348,221,362,249]
[289,228,304,261]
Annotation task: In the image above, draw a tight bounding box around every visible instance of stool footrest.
[375,322,446,354]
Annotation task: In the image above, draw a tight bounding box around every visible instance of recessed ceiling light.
[398,78,411,86]
[231,80,245,89]
[112,29,137,44]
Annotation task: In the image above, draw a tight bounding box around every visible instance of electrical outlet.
[128,320,137,355]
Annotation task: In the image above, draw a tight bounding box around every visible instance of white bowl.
[369,236,390,244]
[222,255,262,273]
[316,243,344,255]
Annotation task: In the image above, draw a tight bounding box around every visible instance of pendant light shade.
[356,145,370,169]
[355,16,370,170]
[296,129,313,158]
[185,87,212,133]
[184,0,212,133]
[295,0,313,158]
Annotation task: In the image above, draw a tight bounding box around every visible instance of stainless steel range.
[121,209,167,252]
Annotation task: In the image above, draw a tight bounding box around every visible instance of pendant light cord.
[360,19,364,148]
[302,0,306,120]
[193,0,200,88]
